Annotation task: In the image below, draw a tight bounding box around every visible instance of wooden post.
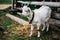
[17,1,60,7]
[6,14,29,26]
[11,0,15,9]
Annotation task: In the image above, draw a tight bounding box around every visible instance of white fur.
[22,5,51,37]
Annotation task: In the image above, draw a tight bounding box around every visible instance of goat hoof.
[46,30,48,32]
[46,29,49,32]
[37,34,40,37]
[37,35,40,37]
[29,34,32,37]
[42,29,44,31]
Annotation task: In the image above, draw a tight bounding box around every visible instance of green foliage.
[0,0,11,4]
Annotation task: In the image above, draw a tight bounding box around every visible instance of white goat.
[21,5,51,37]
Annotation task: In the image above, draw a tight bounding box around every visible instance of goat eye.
[26,11,28,12]
[28,10,30,12]
[25,10,28,12]
[27,10,30,12]
[26,10,30,12]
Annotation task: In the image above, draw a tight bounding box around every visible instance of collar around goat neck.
[29,11,34,24]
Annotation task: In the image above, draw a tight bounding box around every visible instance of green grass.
[13,13,28,21]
